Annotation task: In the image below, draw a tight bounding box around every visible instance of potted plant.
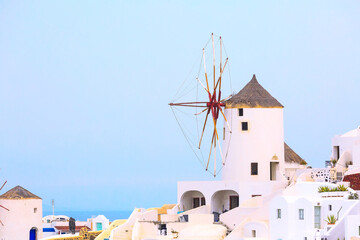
[325,215,337,225]
[171,229,179,239]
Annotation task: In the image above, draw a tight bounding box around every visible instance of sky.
[0,1,360,212]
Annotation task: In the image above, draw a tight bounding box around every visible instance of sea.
[42,210,132,222]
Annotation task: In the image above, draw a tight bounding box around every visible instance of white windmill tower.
[222,74,286,183]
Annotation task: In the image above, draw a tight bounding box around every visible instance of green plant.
[330,158,337,166]
[325,215,337,224]
[318,186,330,193]
[337,185,348,191]
[318,185,348,193]
[348,192,359,200]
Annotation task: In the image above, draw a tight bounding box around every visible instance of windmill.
[169,33,232,177]
[0,180,10,226]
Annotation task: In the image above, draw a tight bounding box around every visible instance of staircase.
[214,221,231,236]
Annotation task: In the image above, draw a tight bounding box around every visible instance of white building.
[269,182,360,240]
[332,126,360,165]
[89,215,109,231]
[106,75,360,240]
[42,215,91,238]
[178,75,305,214]
[0,185,42,240]
[332,126,360,176]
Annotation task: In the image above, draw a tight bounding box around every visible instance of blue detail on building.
[43,228,56,232]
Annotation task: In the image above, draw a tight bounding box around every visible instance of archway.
[29,227,37,240]
[180,190,206,211]
[211,190,239,213]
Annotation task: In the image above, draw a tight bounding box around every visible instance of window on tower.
[238,108,243,116]
[242,122,248,131]
[251,162,258,175]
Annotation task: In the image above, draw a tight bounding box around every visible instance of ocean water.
[43,210,132,221]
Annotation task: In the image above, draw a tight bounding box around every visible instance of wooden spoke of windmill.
[169,33,232,177]
[0,180,10,226]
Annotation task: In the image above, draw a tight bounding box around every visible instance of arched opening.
[180,190,206,211]
[211,190,239,213]
[29,227,37,240]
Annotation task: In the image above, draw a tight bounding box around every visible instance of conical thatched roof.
[0,185,41,200]
[284,142,306,165]
[226,74,283,108]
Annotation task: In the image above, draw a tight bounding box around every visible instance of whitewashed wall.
[345,215,360,239]
[222,107,285,182]
[178,180,286,213]
[332,127,360,167]
[0,199,42,240]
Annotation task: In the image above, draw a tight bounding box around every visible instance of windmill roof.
[0,185,41,200]
[226,74,283,108]
[284,142,306,165]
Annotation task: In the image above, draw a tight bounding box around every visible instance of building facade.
[0,185,42,240]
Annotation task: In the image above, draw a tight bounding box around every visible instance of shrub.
[318,186,330,193]
[348,192,359,200]
[337,185,348,191]
[318,185,348,193]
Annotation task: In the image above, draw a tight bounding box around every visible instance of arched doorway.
[211,190,239,213]
[180,190,206,211]
[29,227,37,240]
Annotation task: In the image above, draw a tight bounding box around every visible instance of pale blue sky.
[1,1,360,211]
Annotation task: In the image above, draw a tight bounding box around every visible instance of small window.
[277,209,281,219]
[241,122,248,131]
[251,162,258,175]
[329,205,332,211]
[238,108,243,116]
[252,194,261,197]
[299,209,304,220]
[252,230,256,237]
[34,208,37,213]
